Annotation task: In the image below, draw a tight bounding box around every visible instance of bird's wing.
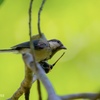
[11,41,30,50]
[34,40,49,50]
[11,40,50,50]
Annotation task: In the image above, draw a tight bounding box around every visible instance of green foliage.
[0,0,100,100]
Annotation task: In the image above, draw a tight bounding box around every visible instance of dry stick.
[38,0,46,36]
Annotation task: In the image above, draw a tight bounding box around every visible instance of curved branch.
[29,0,34,38]
[22,53,61,100]
[38,0,46,37]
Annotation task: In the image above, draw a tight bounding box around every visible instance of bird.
[0,36,66,62]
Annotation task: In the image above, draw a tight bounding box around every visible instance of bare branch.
[52,52,65,67]
[29,0,37,69]
[8,87,23,100]
[29,0,34,38]
[25,88,30,100]
[38,0,46,36]
[22,53,61,100]
[8,64,33,100]
[29,0,34,48]
[37,80,42,100]
[59,93,100,100]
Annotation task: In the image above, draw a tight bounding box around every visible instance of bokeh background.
[0,0,100,99]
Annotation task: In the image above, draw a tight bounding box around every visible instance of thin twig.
[37,80,42,100]
[29,0,33,39]
[29,0,37,68]
[38,0,46,37]
[52,52,65,67]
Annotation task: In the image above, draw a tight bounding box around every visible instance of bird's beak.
[61,46,67,50]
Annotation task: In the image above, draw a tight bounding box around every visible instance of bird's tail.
[0,49,18,53]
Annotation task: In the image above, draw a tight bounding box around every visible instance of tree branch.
[59,93,100,100]
[22,53,61,100]
[25,88,30,100]
[8,63,34,100]
[29,0,36,63]
[29,0,34,38]
[37,80,42,100]
[38,0,46,36]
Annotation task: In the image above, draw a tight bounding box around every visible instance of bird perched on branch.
[0,34,66,62]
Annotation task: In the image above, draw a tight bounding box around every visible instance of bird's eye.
[57,41,60,44]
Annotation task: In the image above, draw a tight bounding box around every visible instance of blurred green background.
[0,0,100,99]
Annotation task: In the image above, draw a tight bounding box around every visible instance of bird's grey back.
[11,41,31,50]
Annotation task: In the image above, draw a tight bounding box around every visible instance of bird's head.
[48,39,67,57]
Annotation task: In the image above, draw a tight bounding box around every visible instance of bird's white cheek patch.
[49,42,59,49]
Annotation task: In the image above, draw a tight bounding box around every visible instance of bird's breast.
[19,47,52,62]
[34,47,52,62]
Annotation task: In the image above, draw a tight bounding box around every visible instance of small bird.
[0,38,66,62]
